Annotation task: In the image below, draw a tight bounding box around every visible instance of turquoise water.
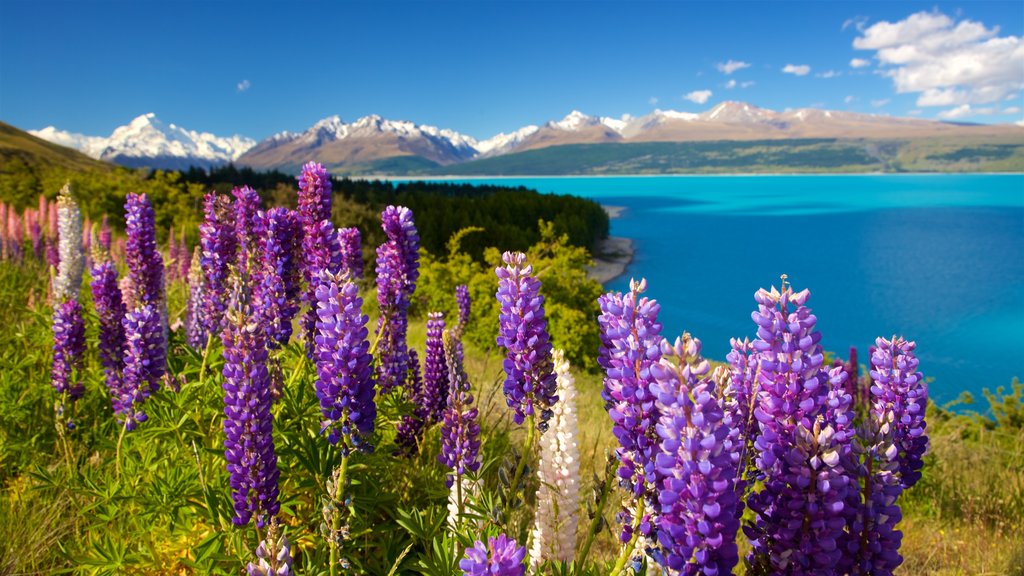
[431,175,1024,404]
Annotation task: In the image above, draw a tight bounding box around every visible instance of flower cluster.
[185,247,207,349]
[247,519,293,576]
[529,348,581,567]
[455,284,470,338]
[460,534,526,576]
[124,193,165,307]
[118,305,164,429]
[422,312,449,424]
[597,278,663,540]
[337,226,363,279]
[495,251,558,428]
[869,337,929,489]
[221,284,280,527]
[439,331,481,487]
[51,300,87,403]
[255,208,301,347]
[297,162,332,286]
[313,270,376,452]
[90,247,126,405]
[233,185,263,276]
[395,350,427,455]
[652,335,740,575]
[54,184,84,302]
[374,205,420,393]
[199,192,237,337]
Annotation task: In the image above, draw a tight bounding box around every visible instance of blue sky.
[1,0,1022,140]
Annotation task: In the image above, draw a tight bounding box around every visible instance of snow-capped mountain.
[30,113,256,170]
[475,125,540,157]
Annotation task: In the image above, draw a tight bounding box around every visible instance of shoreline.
[588,235,635,284]
[378,172,1024,180]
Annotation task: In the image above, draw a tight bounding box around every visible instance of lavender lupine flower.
[439,331,481,487]
[247,521,293,576]
[52,300,87,403]
[869,337,928,489]
[495,251,557,428]
[455,284,470,338]
[374,206,420,394]
[337,227,363,279]
[118,304,164,429]
[199,192,237,337]
[651,335,740,576]
[422,312,449,424]
[255,208,301,347]
[54,185,85,301]
[301,219,342,351]
[395,350,427,455]
[233,186,262,276]
[313,270,376,451]
[221,283,280,527]
[460,534,526,576]
[298,162,332,286]
[529,348,581,567]
[185,248,207,348]
[597,278,663,541]
[90,245,127,406]
[724,337,759,512]
[744,283,857,574]
[124,193,164,306]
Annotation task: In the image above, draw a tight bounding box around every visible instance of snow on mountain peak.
[476,125,540,156]
[550,110,598,131]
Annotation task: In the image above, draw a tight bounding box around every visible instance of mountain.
[236,115,479,173]
[1,121,112,173]
[29,113,256,170]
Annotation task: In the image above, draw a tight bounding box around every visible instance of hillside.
[0,121,112,173]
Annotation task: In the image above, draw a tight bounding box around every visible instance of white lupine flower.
[447,475,482,530]
[54,184,84,301]
[529,348,580,568]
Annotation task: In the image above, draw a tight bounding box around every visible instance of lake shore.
[588,204,634,284]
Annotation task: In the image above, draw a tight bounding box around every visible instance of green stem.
[114,420,128,479]
[198,333,213,386]
[576,467,613,565]
[456,471,464,526]
[608,508,644,576]
[503,414,536,525]
[329,453,350,576]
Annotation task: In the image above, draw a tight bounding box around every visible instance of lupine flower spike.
[337,227,363,280]
[51,185,86,424]
[247,519,293,576]
[199,192,236,337]
[255,208,301,348]
[439,330,481,487]
[460,535,527,576]
[91,232,127,410]
[374,206,420,393]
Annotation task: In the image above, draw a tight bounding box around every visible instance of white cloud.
[1003,106,1021,114]
[649,96,659,106]
[237,79,251,92]
[844,95,857,104]
[850,58,871,68]
[725,79,736,89]
[782,64,811,76]
[717,60,751,75]
[871,98,891,108]
[938,104,996,119]
[853,11,1024,108]
[907,109,923,115]
[817,70,841,78]
[683,90,713,104]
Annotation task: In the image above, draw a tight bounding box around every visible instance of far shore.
[588,235,634,285]
[372,172,1024,180]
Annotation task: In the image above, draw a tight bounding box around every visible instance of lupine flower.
[455,284,470,338]
[460,534,526,576]
[99,215,112,252]
[597,278,663,541]
[869,337,928,489]
[124,193,164,307]
[439,331,481,487]
[118,304,164,429]
[54,185,85,301]
[529,348,581,567]
[495,251,557,429]
[199,192,237,336]
[247,521,293,576]
[52,300,86,403]
[374,205,420,393]
[313,270,376,452]
[255,208,301,347]
[337,226,363,279]
[651,335,740,576]
[395,350,427,455]
[222,283,280,527]
[233,186,262,276]
[178,229,190,280]
[301,219,341,351]
[744,283,857,574]
[120,275,137,311]
[422,312,449,424]
[724,337,759,512]
[185,248,207,348]
[90,245,127,407]
[298,162,332,288]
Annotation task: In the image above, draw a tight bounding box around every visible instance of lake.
[431,175,1024,405]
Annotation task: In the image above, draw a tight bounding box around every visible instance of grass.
[0,258,1022,574]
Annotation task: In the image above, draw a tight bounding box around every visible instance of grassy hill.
[0,121,111,173]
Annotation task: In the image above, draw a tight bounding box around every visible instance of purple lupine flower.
[459,534,526,576]
[374,206,420,394]
[247,522,293,576]
[313,269,376,452]
[221,283,280,527]
[438,330,481,487]
[395,350,427,456]
[869,336,928,489]
[422,312,449,424]
[255,208,301,347]
[233,186,262,276]
[185,247,207,349]
[199,192,237,337]
[298,162,332,287]
[495,251,557,429]
[301,219,341,352]
[52,300,87,402]
[597,278,663,541]
[724,337,759,514]
[118,304,164,429]
[337,226,363,280]
[90,250,127,407]
[744,283,857,574]
[124,193,165,307]
[651,335,740,576]
[454,284,470,339]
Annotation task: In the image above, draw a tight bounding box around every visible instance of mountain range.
[27,102,1024,174]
